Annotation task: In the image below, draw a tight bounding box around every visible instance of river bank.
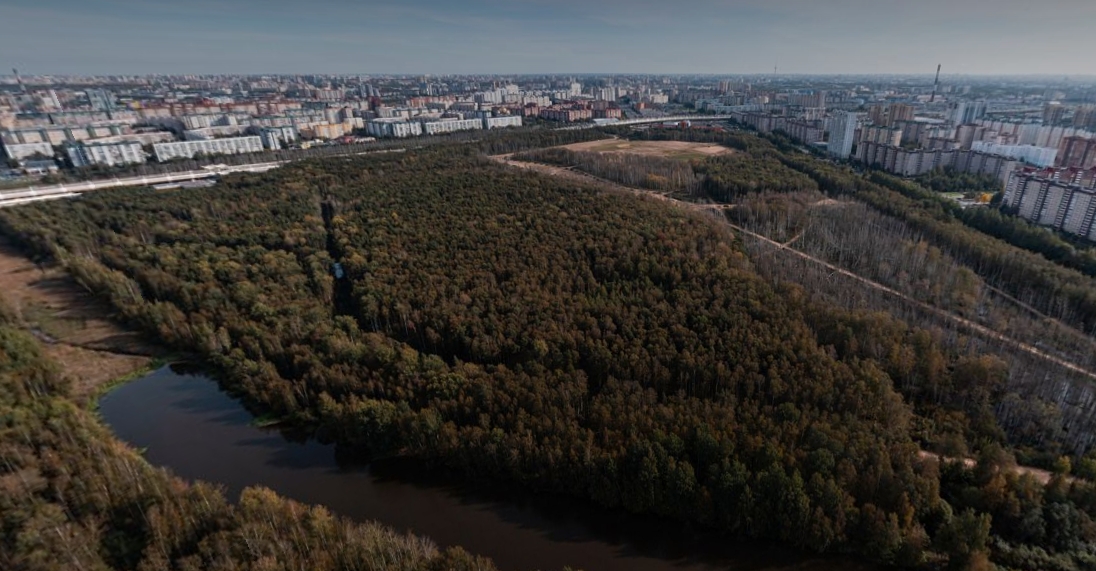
[0,238,164,403]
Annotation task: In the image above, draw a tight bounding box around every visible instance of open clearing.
[0,239,162,401]
[559,139,735,161]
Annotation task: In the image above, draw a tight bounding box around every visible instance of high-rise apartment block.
[860,125,902,147]
[970,141,1058,167]
[1073,106,1096,131]
[1003,167,1096,241]
[949,101,986,125]
[259,126,298,150]
[868,103,914,127]
[1044,103,1067,126]
[828,111,858,159]
[1058,136,1096,169]
[855,142,1018,183]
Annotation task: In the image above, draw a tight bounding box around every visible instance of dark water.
[99,365,875,571]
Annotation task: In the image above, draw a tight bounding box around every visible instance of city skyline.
[2,0,1096,76]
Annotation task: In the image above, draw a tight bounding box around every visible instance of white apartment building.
[153,136,263,162]
[828,111,858,159]
[66,141,145,167]
[484,116,523,129]
[970,142,1057,167]
[259,126,298,150]
[365,119,423,138]
[420,118,482,135]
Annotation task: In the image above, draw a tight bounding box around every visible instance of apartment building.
[1058,136,1096,169]
[152,136,263,161]
[420,118,482,135]
[65,141,145,167]
[365,119,423,138]
[1003,167,1096,242]
[970,141,1057,167]
[483,115,523,129]
[828,111,858,159]
[855,141,1019,182]
[783,120,825,143]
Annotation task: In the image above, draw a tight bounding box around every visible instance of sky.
[2,0,1095,76]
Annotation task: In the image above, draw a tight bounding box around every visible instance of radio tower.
[930,64,941,103]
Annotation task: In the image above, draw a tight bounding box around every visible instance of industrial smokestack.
[13,68,26,93]
[930,64,941,103]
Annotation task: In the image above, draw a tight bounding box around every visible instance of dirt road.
[917,451,1064,485]
[494,155,1096,385]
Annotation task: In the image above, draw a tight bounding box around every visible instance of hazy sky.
[2,0,1095,75]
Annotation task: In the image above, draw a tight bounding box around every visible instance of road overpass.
[0,161,285,208]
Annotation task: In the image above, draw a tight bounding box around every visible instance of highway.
[0,161,285,208]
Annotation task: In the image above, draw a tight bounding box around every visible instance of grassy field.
[560,139,735,161]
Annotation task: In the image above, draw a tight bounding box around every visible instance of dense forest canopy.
[2,133,1096,570]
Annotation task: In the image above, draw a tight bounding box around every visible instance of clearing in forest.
[559,139,735,161]
[0,239,161,400]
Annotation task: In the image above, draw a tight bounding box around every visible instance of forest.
[0,295,497,571]
[915,170,1003,196]
[1,133,1096,570]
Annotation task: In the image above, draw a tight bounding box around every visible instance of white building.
[152,136,263,162]
[828,111,858,159]
[420,118,482,135]
[66,141,145,167]
[970,142,1057,167]
[365,119,423,138]
[259,126,298,150]
[484,116,523,129]
[1,141,55,161]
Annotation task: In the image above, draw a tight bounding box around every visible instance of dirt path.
[494,155,1096,385]
[917,451,1064,485]
[0,239,162,402]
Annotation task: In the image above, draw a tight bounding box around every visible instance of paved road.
[0,161,285,208]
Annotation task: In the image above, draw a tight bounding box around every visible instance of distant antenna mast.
[930,64,941,102]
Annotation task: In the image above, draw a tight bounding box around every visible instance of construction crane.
[930,64,941,103]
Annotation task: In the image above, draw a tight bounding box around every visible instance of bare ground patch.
[0,239,163,401]
[558,139,735,160]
